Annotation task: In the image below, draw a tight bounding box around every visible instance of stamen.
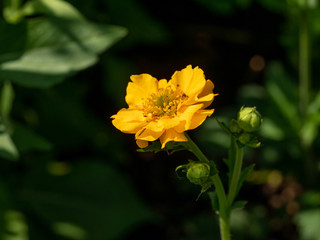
[142,86,188,119]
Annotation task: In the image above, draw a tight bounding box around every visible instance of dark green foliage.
[0,0,319,239]
[19,160,154,240]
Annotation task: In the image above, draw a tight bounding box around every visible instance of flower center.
[143,87,187,118]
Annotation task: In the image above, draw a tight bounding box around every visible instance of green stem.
[299,2,310,119]
[220,216,231,240]
[185,134,230,240]
[227,142,243,206]
[210,175,228,219]
[212,174,230,240]
[185,134,209,163]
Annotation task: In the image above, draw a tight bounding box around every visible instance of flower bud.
[238,107,262,132]
[238,132,261,148]
[238,132,252,145]
[186,163,210,185]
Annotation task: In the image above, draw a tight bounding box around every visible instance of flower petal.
[135,128,164,141]
[111,108,146,134]
[196,80,217,108]
[125,74,159,107]
[136,139,148,148]
[170,65,206,98]
[174,104,204,132]
[188,109,215,130]
[144,117,181,132]
[160,129,188,148]
[158,79,168,89]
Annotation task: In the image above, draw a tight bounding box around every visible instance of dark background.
[1,0,320,239]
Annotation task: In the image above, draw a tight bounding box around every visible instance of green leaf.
[19,161,155,240]
[12,122,52,152]
[308,91,320,114]
[3,0,24,24]
[0,17,127,88]
[3,210,29,240]
[0,81,14,122]
[265,63,300,133]
[137,141,162,153]
[260,118,285,140]
[300,92,320,147]
[215,118,232,135]
[287,0,318,9]
[226,137,237,186]
[137,140,188,154]
[208,191,219,212]
[22,0,85,20]
[295,209,320,240]
[300,117,319,148]
[166,141,189,153]
[235,164,255,196]
[231,200,247,211]
[0,120,18,160]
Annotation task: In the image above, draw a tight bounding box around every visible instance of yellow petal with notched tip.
[170,65,206,98]
[125,74,159,107]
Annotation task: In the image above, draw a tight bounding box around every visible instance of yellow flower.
[111,65,217,149]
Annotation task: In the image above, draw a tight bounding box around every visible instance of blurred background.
[0,0,320,239]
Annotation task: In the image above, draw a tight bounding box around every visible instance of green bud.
[238,132,252,145]
[238,107,262,132]
[238,132,261,148]
[186,163,210,185]
[229,119,242,134]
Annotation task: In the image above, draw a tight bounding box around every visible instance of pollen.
[143,86,187,118]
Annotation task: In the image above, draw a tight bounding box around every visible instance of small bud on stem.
[238,106,262,132]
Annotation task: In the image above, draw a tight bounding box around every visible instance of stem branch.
[185,134,230,240]
[227,142,243,206]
